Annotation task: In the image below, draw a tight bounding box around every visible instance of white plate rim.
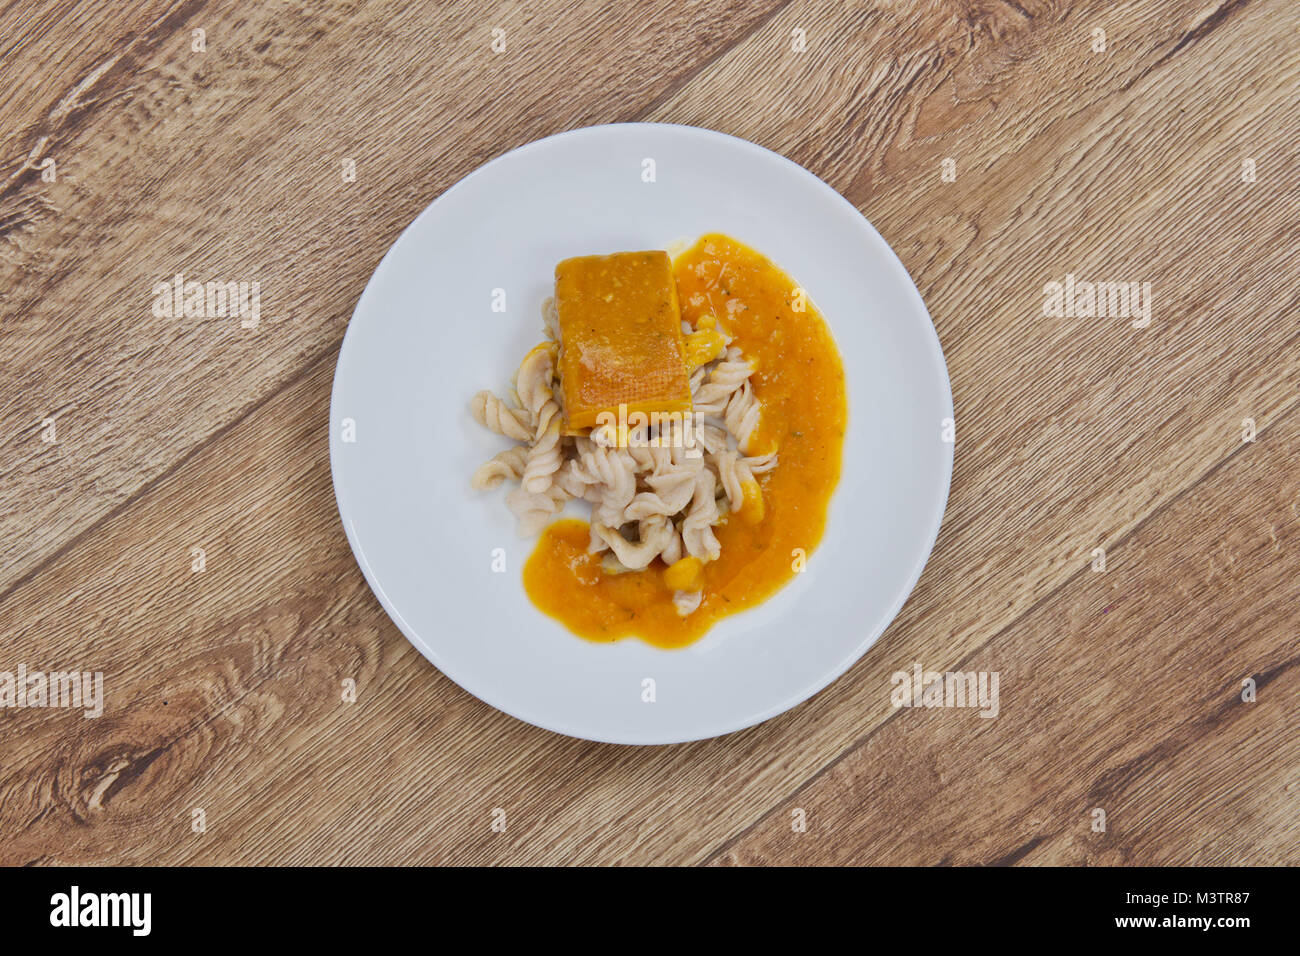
[329,122,953,744]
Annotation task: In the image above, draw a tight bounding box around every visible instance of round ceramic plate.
[330,123,952,744]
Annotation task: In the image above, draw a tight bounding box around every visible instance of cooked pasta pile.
[470,298,776,615]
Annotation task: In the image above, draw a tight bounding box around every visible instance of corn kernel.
[737,479,765,524]
[682,328,727,371]
[663,556,704,591]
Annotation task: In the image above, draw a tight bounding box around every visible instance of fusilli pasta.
[470,301,778,615]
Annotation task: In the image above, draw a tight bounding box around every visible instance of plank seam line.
[0,0,793,608]
[622,0,798,122]
[10,647,285,862]
[0,342,339,611]
[698,393,1300,866]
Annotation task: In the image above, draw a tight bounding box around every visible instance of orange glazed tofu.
[554,250,693,432]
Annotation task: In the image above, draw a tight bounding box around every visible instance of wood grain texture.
[712,410,1300,866]
[1,0,1296,865]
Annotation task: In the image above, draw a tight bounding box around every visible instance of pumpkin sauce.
[523,233,847,647]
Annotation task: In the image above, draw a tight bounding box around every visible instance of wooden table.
[2,0,1296,866]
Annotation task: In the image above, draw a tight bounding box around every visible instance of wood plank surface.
[0,0,1296,865]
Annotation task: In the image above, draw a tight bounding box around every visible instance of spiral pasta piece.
[644,468,697,514]
[470,390,531,442]
[710,450,752,511]
[471,296,778,574]
[471,445,528,490]
[681,470,722,562]
[506,482,570,537]
[522,415,563,494]
[576,444,637,527]
[515,344,558,432]
[693,347,752,416]
[673,589,703,616]
[694,421,730,455]
[724,380,762,453]
[590,515,674,571]
[660,526,685,567]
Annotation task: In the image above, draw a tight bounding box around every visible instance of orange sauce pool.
[524,233,847,648]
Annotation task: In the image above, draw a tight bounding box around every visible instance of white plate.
[330,123,952,744]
